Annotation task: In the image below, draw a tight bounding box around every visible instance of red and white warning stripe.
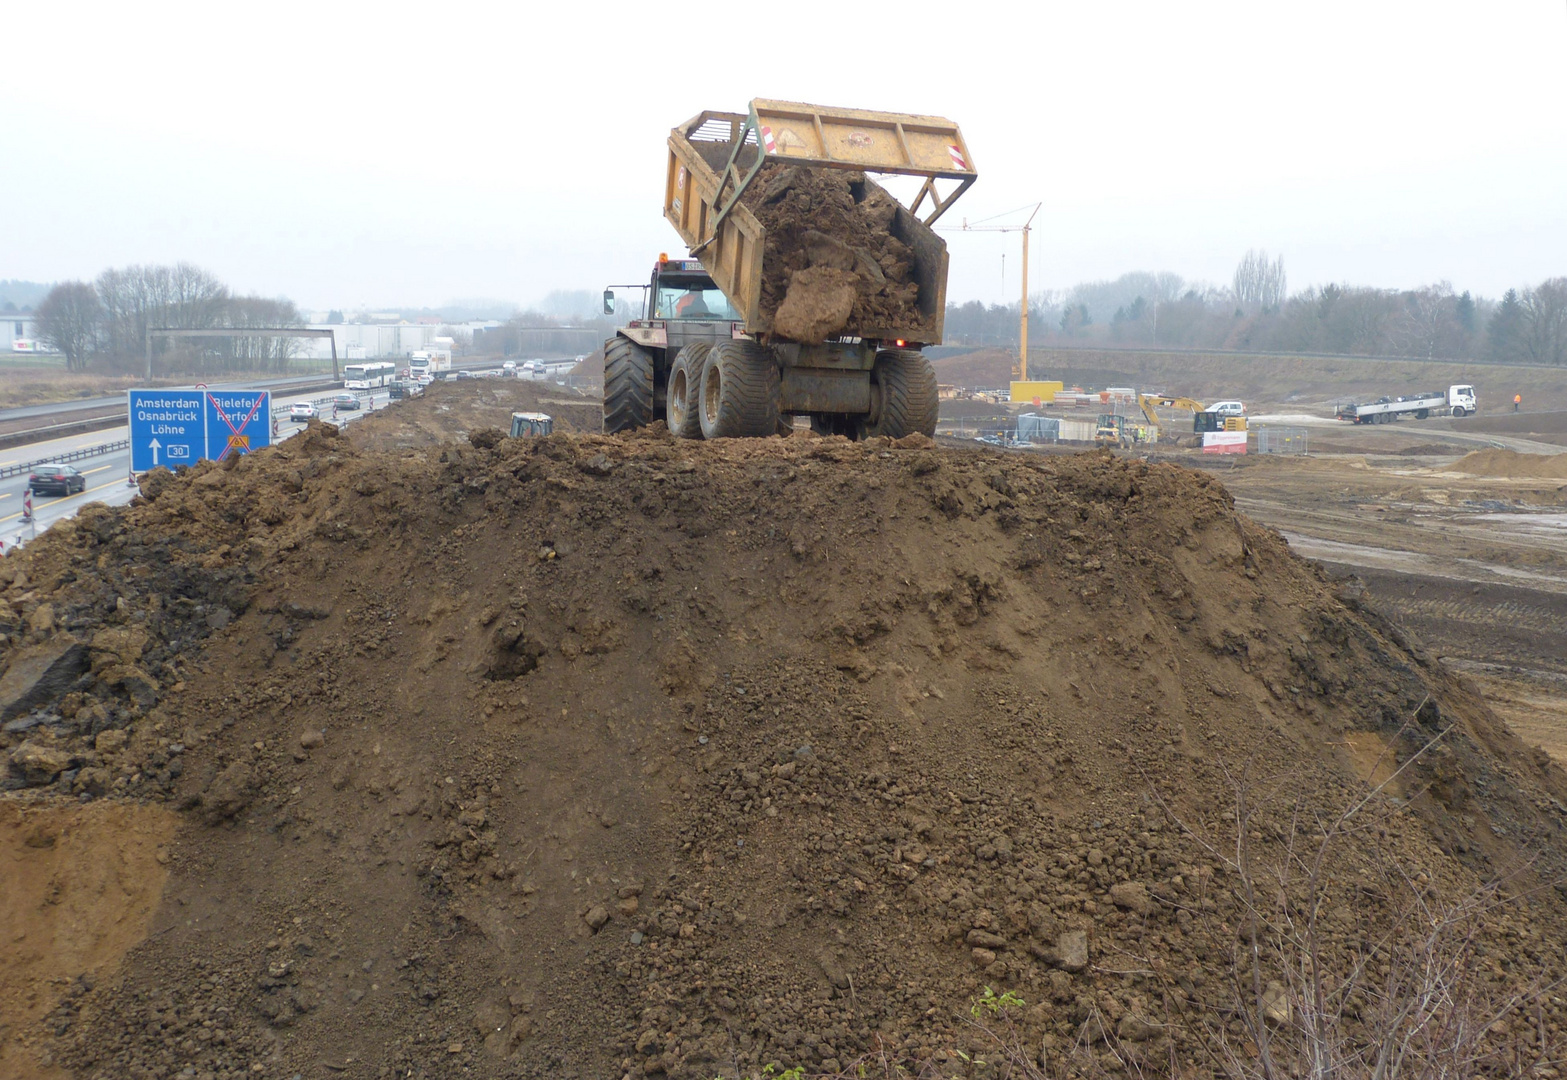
[761,126,776,154]
[948,144,968,170]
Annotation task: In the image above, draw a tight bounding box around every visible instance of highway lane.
[0,388,392,551]
[0,357,578,425]
[0,373,350,423]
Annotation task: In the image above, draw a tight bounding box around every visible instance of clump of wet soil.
[3,424,1567,1078]
[746,166,931,344]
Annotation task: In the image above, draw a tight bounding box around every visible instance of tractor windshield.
[654,276,739,321]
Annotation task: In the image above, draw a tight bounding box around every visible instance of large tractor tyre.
[603,336,654,434]
[698,341,780,439]
[859,349,939,439]
[665,343,710,439]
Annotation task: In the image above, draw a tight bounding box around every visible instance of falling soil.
[1443,446,1567,479]
[3,413,1567,1077]
[746,166,931,344]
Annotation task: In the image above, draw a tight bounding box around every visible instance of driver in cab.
[676,290,713,318]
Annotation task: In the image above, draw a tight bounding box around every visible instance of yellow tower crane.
[948,204,1048,401]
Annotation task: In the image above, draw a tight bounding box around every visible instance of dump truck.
[601,100,977,440]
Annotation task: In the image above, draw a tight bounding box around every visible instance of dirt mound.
[932,348,1017,388]
[3,426,1567,1077]
[348,379,601,453]
[571,346,605,381]
[746,166,931,344]
[0,800,175,1080]
[1443,447,1567,479]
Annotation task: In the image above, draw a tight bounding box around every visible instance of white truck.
[409,348,452,383]
[1335,384,1477,424]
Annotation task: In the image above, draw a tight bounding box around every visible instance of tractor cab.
[604,256,741,326]
[603,256,744,367]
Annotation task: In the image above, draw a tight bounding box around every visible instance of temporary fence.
[1058,418,1098,443]
[1017,414,1060,443]
[1256,426,1309,455]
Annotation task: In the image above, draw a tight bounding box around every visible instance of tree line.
[36,264,303,373]
[944,251,1567,366]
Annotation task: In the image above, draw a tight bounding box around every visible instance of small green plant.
[716,1064,807,1080]
[969,985,1024,1019]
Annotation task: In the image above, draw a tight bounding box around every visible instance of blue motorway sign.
[128,388,271,472]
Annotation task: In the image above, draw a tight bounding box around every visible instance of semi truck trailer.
[1334,384,1477,424]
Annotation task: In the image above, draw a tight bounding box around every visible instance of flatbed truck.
[1334,384,1477,424]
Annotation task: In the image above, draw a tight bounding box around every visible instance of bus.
[518,357,579,381]
[343,361,397,389]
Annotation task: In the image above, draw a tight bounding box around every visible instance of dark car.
[29,463,86,496]
[333,393,362,410]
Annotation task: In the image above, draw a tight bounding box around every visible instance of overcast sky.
[6,1,1564,313]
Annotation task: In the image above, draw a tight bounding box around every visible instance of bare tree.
[1234,249,1287,312]
[35,282,102,371]
[1519,278,1567,366]
[1391,283,1466,360]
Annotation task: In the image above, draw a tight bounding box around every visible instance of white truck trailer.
[409,348,452,383]
[1335,384,1477,424]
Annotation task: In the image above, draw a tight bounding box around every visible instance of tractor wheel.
[666,343,710,439]
[698,341,779,439]
[858,349,939,439]
[603,336,654,434]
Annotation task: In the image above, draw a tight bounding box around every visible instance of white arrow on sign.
[148,438,162,466]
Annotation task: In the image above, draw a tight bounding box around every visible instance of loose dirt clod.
[2,399,1567,1078]
[747,166,929,343]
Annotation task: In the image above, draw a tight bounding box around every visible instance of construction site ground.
[933,348,1567,768]
[5,373,1567,1079]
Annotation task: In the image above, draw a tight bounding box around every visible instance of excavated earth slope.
[3,415,1567,1079]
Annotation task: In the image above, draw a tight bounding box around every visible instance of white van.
[1206,400,1246,417]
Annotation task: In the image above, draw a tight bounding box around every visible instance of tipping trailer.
[1334,384,1477,424]
[601,99,977,440]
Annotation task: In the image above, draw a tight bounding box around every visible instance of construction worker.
[1514,393,1522,412]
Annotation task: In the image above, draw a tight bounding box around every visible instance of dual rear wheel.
[667,340,780,439]
[621,337,939,441]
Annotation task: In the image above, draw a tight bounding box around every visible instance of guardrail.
[0,439,131,479]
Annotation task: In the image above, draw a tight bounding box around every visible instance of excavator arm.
[1137,394,1207,430]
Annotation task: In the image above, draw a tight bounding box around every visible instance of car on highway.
[503,360,518,371]
[28,463,87,496]
[333,393,362,411]
[290,402,317,422]
[1205,400,1247,417]
[454,370,475,380]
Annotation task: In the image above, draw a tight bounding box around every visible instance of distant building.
[5,314,40,353]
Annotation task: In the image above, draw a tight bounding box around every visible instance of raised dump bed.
[601,100,978,442]
[665,100,975,345]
